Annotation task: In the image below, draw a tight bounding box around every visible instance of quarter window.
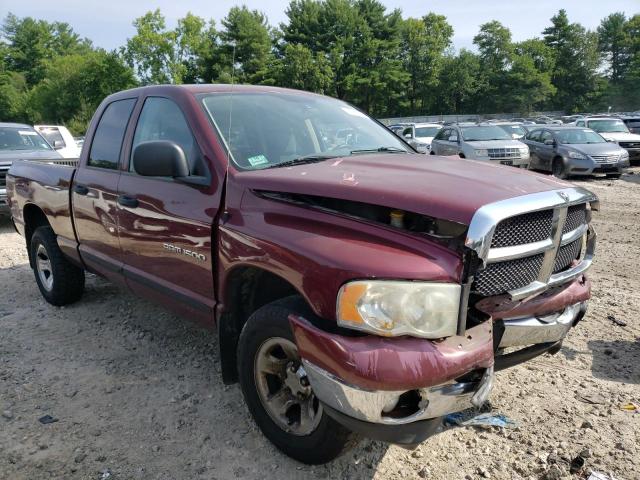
[88,99,136,169]
[131,97,205,175]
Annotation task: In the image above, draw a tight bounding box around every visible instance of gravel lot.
[1,169,639,480]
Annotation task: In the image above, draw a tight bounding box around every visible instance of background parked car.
[619,116,640,134]
[398,123,441,153]
[494,122,528,139]
[0,122,62,215]
[523,126,628,179]
[575,117,640,164]
[430,123,530,168]
[34,125,81,158]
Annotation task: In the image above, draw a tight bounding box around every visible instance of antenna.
[226,42,236,171]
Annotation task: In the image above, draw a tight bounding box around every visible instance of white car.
[34,125,81,159]
[400,123,442,153]
[575,117,640,163]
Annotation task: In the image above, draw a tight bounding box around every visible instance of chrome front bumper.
[499,301,586,348]
[303,360,494,426]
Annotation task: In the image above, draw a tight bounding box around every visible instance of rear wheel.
[30,226,85,306]
[237,296,357,464]
[552,158,567,179]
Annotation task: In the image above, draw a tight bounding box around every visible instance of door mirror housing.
[133,141,190,177]
[53,140,65,149]
[544,138,556,146]
[404,133,413,139]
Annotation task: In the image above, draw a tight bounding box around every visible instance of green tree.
[1,13,91,86]
[400,13,453,113]
[218,6,274,84]
[272,43,333,92]
[434,50,482,114]
[30,50,137,132]
[598,13,630,82]
[543,10,601,112]
[122,9,176,84]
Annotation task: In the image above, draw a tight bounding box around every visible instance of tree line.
[1,1,639,134]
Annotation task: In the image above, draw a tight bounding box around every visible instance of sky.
[2,0,638,52]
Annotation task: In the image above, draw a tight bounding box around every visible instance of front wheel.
[30,226,85,306]
[552,158,567,179]
[237,297,357,464]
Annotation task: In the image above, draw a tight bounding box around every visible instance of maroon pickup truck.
[7,85,597,464]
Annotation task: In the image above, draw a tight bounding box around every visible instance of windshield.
[461,125,512,142]
[415,126,440,138]
[0,127,53,151]
[587,119,629,133]
[555,129,606,144]
[38,128,65,147]
[497,124,526,138]
[200,92,410,170]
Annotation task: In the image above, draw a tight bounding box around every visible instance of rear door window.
[88,99,136,169]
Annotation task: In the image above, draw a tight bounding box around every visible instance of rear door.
[538,130,555,170]
[116,94,220,325]
[72,97,137,283]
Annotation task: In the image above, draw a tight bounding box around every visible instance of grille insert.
[491,210,553,248]
[563,204,586,234]
[554,238,582,273]
[473,254,545,296]
[488,148,521,159]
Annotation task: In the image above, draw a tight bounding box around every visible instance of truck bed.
[8,159,77,245]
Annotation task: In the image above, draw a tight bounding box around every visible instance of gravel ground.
[1,168,639,480]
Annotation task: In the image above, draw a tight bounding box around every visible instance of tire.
[552,158,567,179]
[30,226,85,306]
[606,173,621,179]
[459,153,465,158]
[237,296,357,464]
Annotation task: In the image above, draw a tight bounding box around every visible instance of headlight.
[620,151,629,161]
[519,147,529,156]
[474,149,488,157]
[568,151,586,159]
[337,281,461,338]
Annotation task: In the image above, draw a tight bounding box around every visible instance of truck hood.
[599,132,640,142]
[464,139,525,149]
[0,149,62,164]
[235,153,569,225]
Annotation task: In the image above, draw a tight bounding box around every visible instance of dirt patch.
[1,169,639,480]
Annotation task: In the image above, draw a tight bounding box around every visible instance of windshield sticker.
[341,106,367,118]
[248,154,269,167]
[19,130,39,135]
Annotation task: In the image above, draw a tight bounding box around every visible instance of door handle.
[117,195,139,208]
[73,184,89,195]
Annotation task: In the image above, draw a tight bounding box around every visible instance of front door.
[116,95,220,325]
[538,130,555,170]
[72,97,137,283]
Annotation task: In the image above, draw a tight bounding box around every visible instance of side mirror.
[448,135,458,142]
[544,139,555,146]
[53,140,65,149]
[404,133,413,139]
[133,140,189,177]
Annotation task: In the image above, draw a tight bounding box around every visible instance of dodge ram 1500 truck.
[7,85,597,464]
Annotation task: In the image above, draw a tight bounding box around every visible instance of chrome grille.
[553,238,582,273]
[563,204,586,234]
[0,168,6,188]
[591,154,619,164]
[474,254,544,296]
[491,210,553,248]
[488,148,521,159]
[472,199,591,297]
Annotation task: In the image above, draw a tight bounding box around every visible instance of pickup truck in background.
[7,85,597,464]
[34,125,82,159]
[1,122,63,215]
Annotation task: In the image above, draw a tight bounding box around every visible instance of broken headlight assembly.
[337,281,461,339]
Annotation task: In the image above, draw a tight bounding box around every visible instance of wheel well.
[459,153,465,158]
[218,266,302,384]
[23,204,51,267]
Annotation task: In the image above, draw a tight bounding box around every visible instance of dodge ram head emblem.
[557,192,569,203]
